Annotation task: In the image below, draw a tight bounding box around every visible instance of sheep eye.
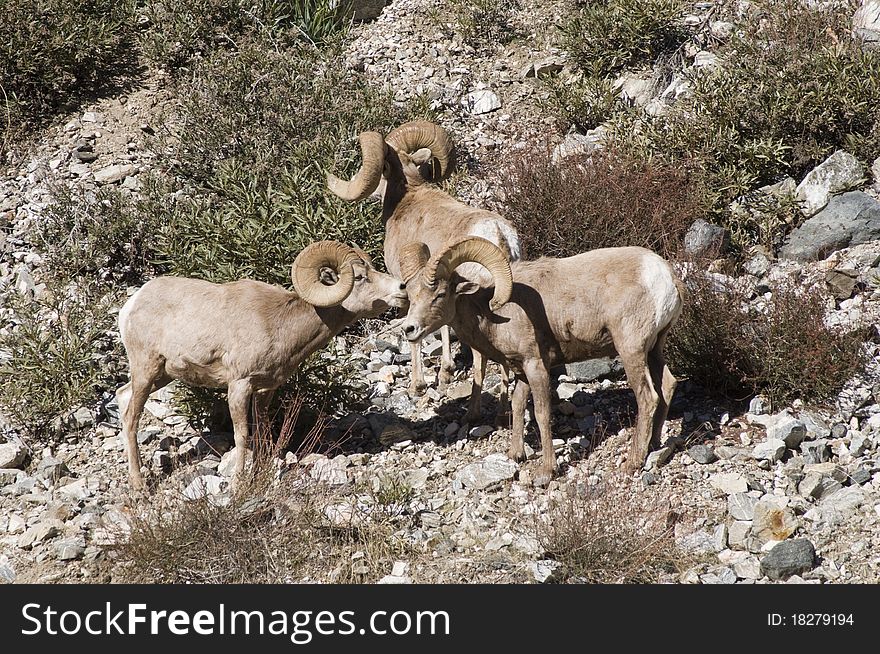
[354,274,366,282]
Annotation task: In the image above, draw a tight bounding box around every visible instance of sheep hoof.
[408,381,427,397]
[463,409,480,424]
[495,412,511,429]
[533,469,554,488]
[507,446,526,463]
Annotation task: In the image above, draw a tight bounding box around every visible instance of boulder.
[780,191,880,261]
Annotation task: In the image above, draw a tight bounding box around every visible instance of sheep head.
[326,121,456,202]
[399,237,513,342]
[292,241,407,315]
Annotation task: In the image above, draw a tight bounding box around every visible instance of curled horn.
[291,241,358,307]
[425,238,513,311]
[398,242,430,283]
[385,120,456,181]
[326,132,387,201]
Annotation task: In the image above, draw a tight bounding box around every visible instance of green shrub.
[545,73,620,133]
[140,0,348,70]
[35,183,162,285]
[667,271,865,407]
[446,0,521,51]
[149,37,423,279]
[499,146,708,260]
[605,0,880,241]
[0,0,137,141]
[563,0,688,79]
[0,281,123,435]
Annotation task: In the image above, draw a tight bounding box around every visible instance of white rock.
[753,438,786,462]
[182,475,227,500]
[94,164,136,185]
[464,89,501,115]
[795,150,865,216]
[854,1,880,43]
[710,472,748,494]
[529,559,562,583]
[0,442,27,469]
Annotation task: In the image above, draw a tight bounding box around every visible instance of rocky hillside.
[2,0,880,585]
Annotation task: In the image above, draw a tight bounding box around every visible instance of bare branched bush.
[112,397,410,583]
[500,146,707,260]
[667,270,866,407]
[536,476,691,583]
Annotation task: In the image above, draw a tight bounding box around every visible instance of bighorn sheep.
[116,241,407,490]
[398,237,684,484]
[326,121,520,421]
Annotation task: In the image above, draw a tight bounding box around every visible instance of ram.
[397,237,684,485]
[116,241,407,489]
[327,121,520,421]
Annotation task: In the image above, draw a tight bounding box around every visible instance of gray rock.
[453,453,517,490]
[801,439,830,464]
[710,472,749,494]
[826,268,859,300]
[464,89,501,115]
[311,457,350,485]
[551,129,605,163]
[54,538,85,561]
[767,415,807,449]
[700,565,737,584]
[0,468,20,485]
[0,442,27,469]
[687,444,718,464]
[849,467,872,485]
[644,445,675,469]
[780,191,880,261]
[0,562,14,584]
[18,519,64,549]
[728,493,758,520]
[182,475,227,500]
[36,456,70,483]
[795,150,865,216]
[529,559,562,583]
[94,164,136,184]
[816,487,865,525]
[521,58,564,78]
[798,472,841,499]
[401,468,429,490]
[752,497,798,543]
[743,252,771,277]
[760,539,816,580]
[684,219,729,256]
[57,477,98,501]
[728,521,752,549]
[556,382,579,400]
[753,438,786,462]
[853,0,880,44]
[565,358,615,381]
[469,425,494,439]
[733,555,762,580]
[799,412,831,439]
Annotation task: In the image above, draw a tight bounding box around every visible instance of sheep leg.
[496,364,511,428]
[408,339,427,396]
[438,324,453,389]
[648,330,676,448]
[227,378,255,484]
[251,388,276,454]
[507,374,531,462]
[464,349,486,423]
[524,362,556,486]
[118,362,168,491]
[619,350,660,473]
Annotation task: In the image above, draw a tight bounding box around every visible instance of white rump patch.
[118,287,142,340]
[468,219,522,261]
[639,254,680,327]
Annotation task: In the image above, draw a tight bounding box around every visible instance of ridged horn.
[291,241,358,307]
[385,120,455,181]
[425,237,513,311]
[326,132,387,201]
[398,242,430,283]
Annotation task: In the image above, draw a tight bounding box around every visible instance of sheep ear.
[410,148,433,165]
[454,280,480,295]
